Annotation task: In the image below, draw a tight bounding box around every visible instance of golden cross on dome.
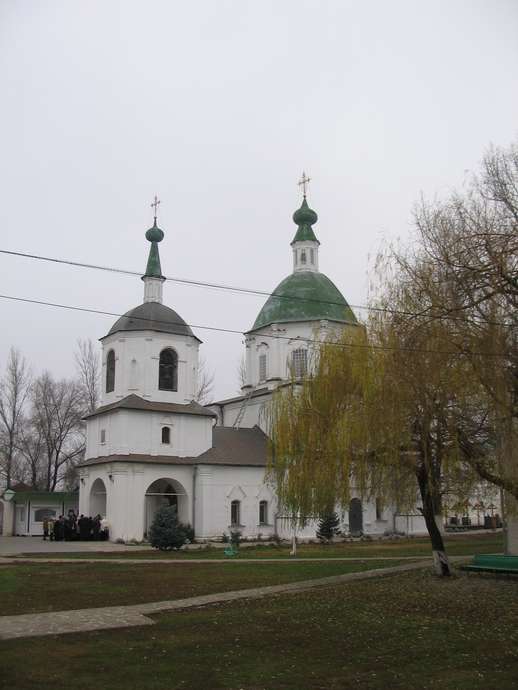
[297,171,311,197]
[150,195,161,221]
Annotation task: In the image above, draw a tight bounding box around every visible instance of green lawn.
[1,569,517,690]
[0,559,402,615]
[18,531,504,560]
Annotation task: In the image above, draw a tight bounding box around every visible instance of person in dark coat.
[86,516,93,540]
[78,514,89,541]
[92,514,101,540]
[42,517,50,541]
[54,516,65,542]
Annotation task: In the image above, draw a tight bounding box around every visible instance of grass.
[0,559,402,615]
[16,531,504,560]
[1,569,517,690]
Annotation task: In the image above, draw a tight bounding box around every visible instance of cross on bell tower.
[150,194,161,222]
[297,171,311,198]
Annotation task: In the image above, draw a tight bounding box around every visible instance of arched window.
[231,500,241,526]
[106,349,115,393]
[259,500,268,525]
[310,248,315,264]
[300,250,307,265]
[258,353,267,382]
[162,427,171,444]
[292,348,308,378]
[159,348,178,391]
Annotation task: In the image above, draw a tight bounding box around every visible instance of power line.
[0,248,513,329]
[0,293,510,359]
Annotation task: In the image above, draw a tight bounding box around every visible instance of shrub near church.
[148,506,194,551]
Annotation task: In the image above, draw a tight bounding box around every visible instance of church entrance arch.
[349,498,363,536]
[144,478,188,537]
[90,478,107,517]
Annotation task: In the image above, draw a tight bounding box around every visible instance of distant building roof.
[210,387,271,407]
[3,489,78,502]
[81,425,268,468]
[84,394,217,420]
[10,482,32,492]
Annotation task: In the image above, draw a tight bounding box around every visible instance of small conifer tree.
[149,506,194,551]
[316,512,340,543]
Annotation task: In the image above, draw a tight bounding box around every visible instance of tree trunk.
[290,529,297,556]
[416,466,452,576]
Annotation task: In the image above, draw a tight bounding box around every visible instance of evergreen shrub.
[149,506,194,551]
[316,513,341,543]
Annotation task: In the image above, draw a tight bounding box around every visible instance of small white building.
[79,195,426,541]
[0,484,78,536]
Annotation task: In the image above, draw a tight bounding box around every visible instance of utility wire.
[0,248,513,329]
[0,293,510,359]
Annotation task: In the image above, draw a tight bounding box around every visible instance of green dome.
[143,219,165,279]
[291,197,319,244]
[250,271,357,331]
[145,220,164,243]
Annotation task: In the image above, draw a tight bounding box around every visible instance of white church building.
[79,193,425,542]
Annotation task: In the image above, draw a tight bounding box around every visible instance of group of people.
[42,510,109,542]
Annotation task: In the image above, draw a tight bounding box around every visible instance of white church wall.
[80,462,195,542]
[395,513,427,535]
[86,410,213,460]
[244,321,349,390]
[100,330,199,406]
[193,465,276,540]
[217,397,269,431]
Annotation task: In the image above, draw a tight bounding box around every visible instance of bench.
[461,554,518,574]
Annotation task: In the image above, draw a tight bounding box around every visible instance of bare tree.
[195,357,215,405]
[0,348,31,488]
[31,372,85,491]
[402,141,518,501]
[75,339,100,414]
[16,420,46,489]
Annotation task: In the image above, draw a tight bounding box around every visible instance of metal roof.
[103,302,201,341]
[84,394,217,420]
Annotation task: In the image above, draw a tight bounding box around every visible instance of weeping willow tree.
[268,270,490,576]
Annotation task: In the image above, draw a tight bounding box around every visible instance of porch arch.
[90,478,107,517]
[144,477,188,536]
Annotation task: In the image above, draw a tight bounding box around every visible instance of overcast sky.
[1,0,517,400]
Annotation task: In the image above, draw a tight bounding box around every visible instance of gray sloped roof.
[103,302,201,342]
[81,425,268,467]
[84,394,216,420]
[197,426,268,465]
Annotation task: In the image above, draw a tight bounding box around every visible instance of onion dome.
[291,197,319,244]
[143,219,165,279]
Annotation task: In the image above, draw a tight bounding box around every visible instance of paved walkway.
[0,555,426,565]
[0,560,433,640]
[0,536,151,556]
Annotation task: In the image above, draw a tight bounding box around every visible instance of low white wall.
[0,499,14,536]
